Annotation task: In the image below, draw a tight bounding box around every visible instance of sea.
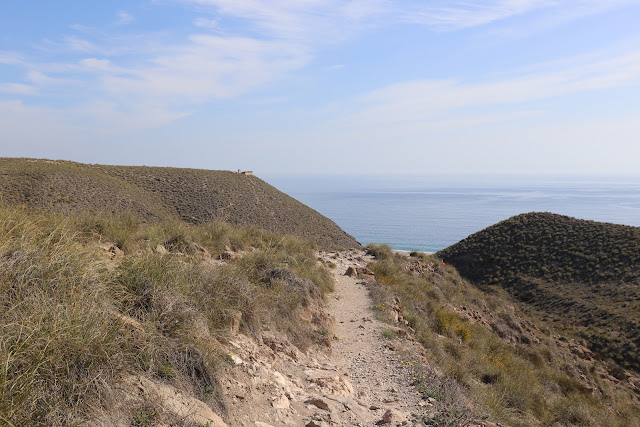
[263,174,640,253]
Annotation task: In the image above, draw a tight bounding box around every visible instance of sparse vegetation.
[132,408,157,427]
[407,360,474,426]
[381,328,397,340]
[0,158,359,250]
[365,244,640,427]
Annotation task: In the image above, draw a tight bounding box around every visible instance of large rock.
[271,393,290,409]
[379,408,408,424]
[344,266,357,277]
[308,375,354,397]
[99,242,124,259]
[305,398,330,411]
[117,375,228,426]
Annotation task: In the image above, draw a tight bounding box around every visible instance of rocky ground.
[216,249,424,426]
[213,249,502,427]
[95,249,507,427]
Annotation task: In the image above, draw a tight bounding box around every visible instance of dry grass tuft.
[0,206,334,425]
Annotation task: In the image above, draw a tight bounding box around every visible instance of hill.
[364,244,640,426]
[437,212,640,372]
[0,158,359,250]
[1,203,639,426]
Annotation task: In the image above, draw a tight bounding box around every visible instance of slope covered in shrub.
[365,245,640,427]
[437,212,640,372]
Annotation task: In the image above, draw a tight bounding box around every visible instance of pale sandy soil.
[218,249,427,426]
[322,249,426,425]
[96,247,622,427]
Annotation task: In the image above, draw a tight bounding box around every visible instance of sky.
[2,0,640,175]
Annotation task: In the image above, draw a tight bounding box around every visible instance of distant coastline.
[266,174,640,252]
[393,249,434,255]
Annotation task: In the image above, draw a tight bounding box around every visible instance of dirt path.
[324,250,425,426]
[220,249,427,427]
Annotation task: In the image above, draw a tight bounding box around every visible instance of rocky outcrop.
[95,375,227,426]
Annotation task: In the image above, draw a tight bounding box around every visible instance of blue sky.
[2,0,640,174]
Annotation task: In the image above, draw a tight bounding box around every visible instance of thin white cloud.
[45,34,158,57]
[246,96,288,105]
[70,24,92,32]
[422,0,634,32]
[70,100,189,133]
[404,0,554,30]
[79,58,114,71]
[339,49,640,128]
[183,0,388,41]
[1,30,312,132]
[478,0,640,40]
[0,51,26,66]
[97,35,310,101]
[60,36,102,53]
[0,83,38,95]
[194,17,219,29]
[180,0,633,40]
[26,71,51,84]
[115,11,134,26]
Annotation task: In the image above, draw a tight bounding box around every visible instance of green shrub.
[365,243,394,260]
[381,328,397,340]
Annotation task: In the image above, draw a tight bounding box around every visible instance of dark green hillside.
[438,212,640,285]
[438,212,640,372]
[0,158,359,250]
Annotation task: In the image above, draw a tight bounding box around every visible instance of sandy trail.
[222,249,426,427]
[317,249,424,426]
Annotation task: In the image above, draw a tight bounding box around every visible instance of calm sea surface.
[264,175,640,253]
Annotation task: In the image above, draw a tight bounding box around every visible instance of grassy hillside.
[0,158,359,250]
[0,206,334,425]
[437,212,640,372]
[365,245,640,427]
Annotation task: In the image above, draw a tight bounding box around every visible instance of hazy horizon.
[262,172,640,193]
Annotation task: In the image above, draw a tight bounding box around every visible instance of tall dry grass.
[0,206,333,425]
[0,208,130,424]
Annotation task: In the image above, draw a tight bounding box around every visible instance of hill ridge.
[0,157,359,250]
[437,211,640,372]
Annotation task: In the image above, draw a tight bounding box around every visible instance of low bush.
[365,243,394,260]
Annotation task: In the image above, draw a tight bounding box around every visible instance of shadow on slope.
[437,212,640,373]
